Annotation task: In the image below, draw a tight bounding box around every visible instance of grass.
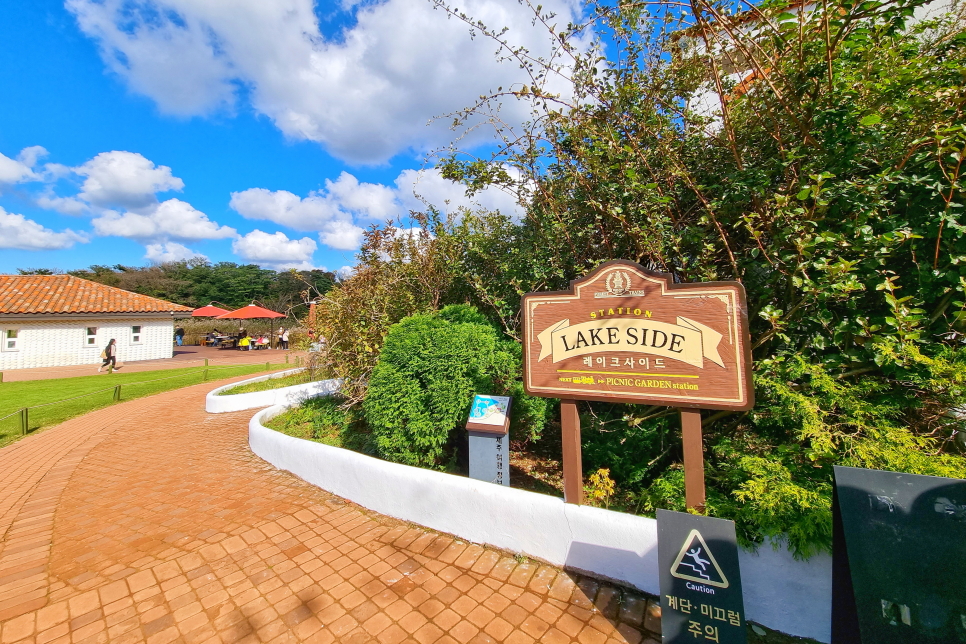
[0,362,289,449]
[265,395,369,451]
[216,369,325,396]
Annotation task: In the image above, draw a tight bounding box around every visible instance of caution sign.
[670,529,730,588]
[658,510,747,644]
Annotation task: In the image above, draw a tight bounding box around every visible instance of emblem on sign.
[598,270,646,297]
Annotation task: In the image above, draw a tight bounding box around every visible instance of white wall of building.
[0,317,175,370]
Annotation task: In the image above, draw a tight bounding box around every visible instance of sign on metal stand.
[466,395,512,487]
[832,465,966,643]
[657,510,747,643]
[522,260,753,508]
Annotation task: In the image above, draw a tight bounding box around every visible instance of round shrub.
[363,305,547,468]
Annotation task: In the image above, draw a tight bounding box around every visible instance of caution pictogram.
[669,529,730,588]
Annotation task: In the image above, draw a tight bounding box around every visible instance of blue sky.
[0,0,571,274]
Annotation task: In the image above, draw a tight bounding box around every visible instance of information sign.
[466,395,511,487]
[522,260,753,411]
[832,466,966,643]
[658,509,747,644]
[467,395,512,433]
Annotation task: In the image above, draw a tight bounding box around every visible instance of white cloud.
[145,242,208,263]
[91,198,237,241]
[394,168,524,220]
[66,0,585,164]
[0,207,88,250]
[35,194,89,216]
[75,151,184,209]
[319,220,365,251]
[230,166,523,250]
[0,146,47,185]
[232,229,318,269]
[334,265,355,282]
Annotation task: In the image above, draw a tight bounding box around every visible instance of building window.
[3,329,19,351]
[85,327,97,347]
[131,325,142,344]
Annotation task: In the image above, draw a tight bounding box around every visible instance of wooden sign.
[522,260,754,507]
[522,260,753,411]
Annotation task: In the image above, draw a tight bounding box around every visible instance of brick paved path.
[0,382,662,644]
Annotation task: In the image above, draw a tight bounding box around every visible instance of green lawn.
[0,362,288,449]
[216,370,309,396]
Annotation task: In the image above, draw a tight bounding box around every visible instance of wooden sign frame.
[522,260,754,411]
[521,260,754,508]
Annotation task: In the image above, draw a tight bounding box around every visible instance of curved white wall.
[249,405,832,642]
[206,370,341,413]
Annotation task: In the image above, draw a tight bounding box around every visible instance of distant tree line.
[16,260,335,313]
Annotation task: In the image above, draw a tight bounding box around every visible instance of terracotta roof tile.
[0,275,193,315]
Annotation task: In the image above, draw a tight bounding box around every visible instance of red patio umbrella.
[215,304,285,320]
[215,304,286,348]
[191,304,230,317]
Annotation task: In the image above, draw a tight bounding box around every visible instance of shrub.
[314,221,467,404]
[363,305,548,468]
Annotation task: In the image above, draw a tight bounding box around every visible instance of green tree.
[431,0,966,554]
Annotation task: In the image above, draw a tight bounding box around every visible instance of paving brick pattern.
[0,381,662,644]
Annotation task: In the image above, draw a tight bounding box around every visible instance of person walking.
[98,339,118,372]
[175,325,185,346]
[281,328,290,350]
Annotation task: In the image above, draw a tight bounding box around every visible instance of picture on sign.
[670,529,730,589]
[522,260,753,410]
[658,510,747,644]
[832,466,966,644]
[466,395,512,434]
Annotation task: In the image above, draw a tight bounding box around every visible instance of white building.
[0,275,192,370]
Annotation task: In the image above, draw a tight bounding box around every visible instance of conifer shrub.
[363,305,548,468]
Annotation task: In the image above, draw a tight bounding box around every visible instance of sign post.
[680,408,707,511]
[522,260,753,508]
[466,395,512,487]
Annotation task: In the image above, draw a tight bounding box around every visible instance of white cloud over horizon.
[75,151,185,209]
[91,198,237,242]
[231,229,319,270]
[144,241,208,263]
[0,206,88,251]
[230,166,523,251]
[65,0,586,164]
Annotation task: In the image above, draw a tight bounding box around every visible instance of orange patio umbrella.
[215,304,286,348]
[191,304,230,317]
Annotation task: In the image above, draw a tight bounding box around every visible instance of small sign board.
[467,395,512,434]
[658,509,747,644]
[522,261,753,410]
[467,395,511,487]
[832,466,966,643]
